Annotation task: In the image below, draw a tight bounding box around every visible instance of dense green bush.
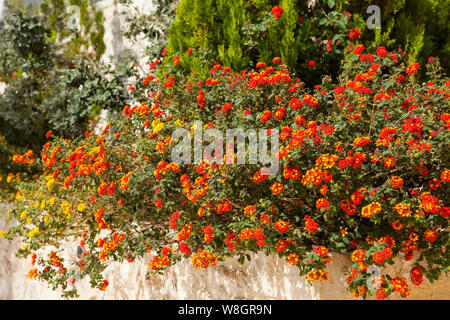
[0,10,131,151]
[346,0,449,75]
[4,41,449,299]
[166,0,350,85]
[165,0,449,85]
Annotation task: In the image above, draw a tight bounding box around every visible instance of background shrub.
[4,41,448,299]
[0,7,132,151]
[165,0,449,85]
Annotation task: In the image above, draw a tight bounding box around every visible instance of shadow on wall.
[1,202,449,300]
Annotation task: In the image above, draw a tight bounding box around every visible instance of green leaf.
[327,0,335,9]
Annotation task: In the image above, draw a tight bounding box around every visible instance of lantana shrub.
[4,42,449,299]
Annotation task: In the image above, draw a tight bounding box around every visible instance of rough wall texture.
[0,0,448,301]
[1,203,449,300]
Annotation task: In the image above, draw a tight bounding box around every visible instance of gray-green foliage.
[120,0,179,62]
[0,10,132,150]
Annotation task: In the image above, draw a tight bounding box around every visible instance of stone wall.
[1,203,449,300]
[0,0,448,301]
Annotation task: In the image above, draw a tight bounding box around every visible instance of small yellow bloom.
[152,122,165,134]
[7,173,14,183]
[151,119,161,128]
[26,217,32,224]
[46,178,55,190]
[20,210,28,220]
[48,197,55,206]
[15,191,24,200]
[77,203,86,212]
[40,200,46,210]
[0,231,6,237]
[44,214,50,222]
[61,201,72,219]
[33,201,39,209]
[28,227,39,238]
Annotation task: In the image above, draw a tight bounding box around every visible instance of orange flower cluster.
[372,247,393,264]
[149,247,174,270]
[315,154,338,169]
[315,198,330,210]
[274,220,291,233]
[177,224,193,242]
[419,192,441,214]
[95,209,107,229]
[169,211,180,229]
[215,200,232,214]
[304,215,318,234]
[286,253,299,266]
[179,242,192,257]
[353,136,371,147]
[361,202,381,218]
[28,268,38,280]
[350,285,368,298]
[410,266,423,286]
[42,145,61,169]
[423,229,437,242]
[274,239,289,253]
[253,169,269,183]
[306,269,328,282]
[98,279,109,291]
[191,249,219,270]
[301,167,324,186]
[350,249,366,263]
[240,228,253,240]
[243,205,257,218]
[202,225,214,243]
[271,182,284,194]
[376,127,396,147]
[302,94,318,107]
[390,276,411,297]
[98,233,125,262]
[340,198,357,216]
[405,62,420,75]
[441,169,450,182]
[390,176,404,188]
[401,232,419,253]
[394,203,411,217]
[225,231,239,251]
[156,137,173,153]
[12,149,36,166]
[350,187,367,205]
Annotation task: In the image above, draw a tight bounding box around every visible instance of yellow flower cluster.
[61,201,72,219]
[28,227,39,238]
[77,203,86,212]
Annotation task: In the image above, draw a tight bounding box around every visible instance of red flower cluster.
[304,216,318,234]
[272,6,284,19]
